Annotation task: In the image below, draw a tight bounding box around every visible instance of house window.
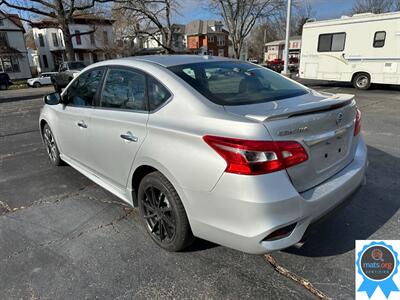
[217,35,225,46]
[90,32,95,45]
[103,31,108,45]
[11,57,19,72]
[42,55,49,68]
[52,32,59,47]
[0,56,20,73]
[373,31,386,48]
[208,35,215,43]
[318,32,346,52]
[59,33,63,46]
[38,33,45,47]
[75,30,81,45]
[0,18,3,26]
[0,32,8,47]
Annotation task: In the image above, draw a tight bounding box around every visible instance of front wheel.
[42,124,63,166]
[34,82,41,88]
[138,171,194,251]
[353,73,371,90]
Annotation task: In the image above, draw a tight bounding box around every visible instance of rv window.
[318,35,331,52]
[318,33,346,52]
[373,31,386,48]
[331,34,346,51]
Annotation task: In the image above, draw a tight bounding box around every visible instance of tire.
[42,124,63,166]
[34,82,41,88]
[352,73,371,90]
[0,84,7,90]
[138,171,194,251]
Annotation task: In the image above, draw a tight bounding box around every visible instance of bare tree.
[352,0,398,14]
[292,0,314,36]
[211,0,282,59]
[0,0,105,61]
[113,0,179,53]
[247,21,279,61]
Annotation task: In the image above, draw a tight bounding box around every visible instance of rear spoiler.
[245,96,355,122]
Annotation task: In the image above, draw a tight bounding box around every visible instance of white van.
[299,12,400,89]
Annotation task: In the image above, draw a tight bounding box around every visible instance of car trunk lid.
[224,90,358,192]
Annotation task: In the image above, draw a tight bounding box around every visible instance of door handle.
[120,131,138,142]
[77,121,87,128]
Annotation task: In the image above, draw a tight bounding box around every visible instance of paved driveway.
[0,83,399,299]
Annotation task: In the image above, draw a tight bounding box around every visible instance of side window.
[66,69,103,106]
[318,33,346,52]
[101,69,146,111]
[147,76,171,111]
[373,31,386,48]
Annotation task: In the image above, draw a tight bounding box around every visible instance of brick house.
[185,20,229,57]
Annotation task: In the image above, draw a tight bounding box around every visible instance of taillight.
[203,135,308,175]
[354,109,361,136]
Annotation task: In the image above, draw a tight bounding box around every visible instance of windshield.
[168,61,308,106]
[68,61,87,70]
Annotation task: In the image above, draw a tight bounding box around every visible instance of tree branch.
[0,0,57,18]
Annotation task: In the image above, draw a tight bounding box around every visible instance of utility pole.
[263,28,267,63]
[283,0,292,76]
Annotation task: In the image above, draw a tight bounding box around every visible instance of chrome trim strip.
[304,122,353,147]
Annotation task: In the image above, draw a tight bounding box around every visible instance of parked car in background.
[27,72,58,88]
[39,55,367,254]
[262,57,299,74]
[262,59,284,73]
[52,61,87,92]
[0,72,12,90]
[288,57,300,73]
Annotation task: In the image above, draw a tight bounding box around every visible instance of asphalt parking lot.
[1,82,399,299]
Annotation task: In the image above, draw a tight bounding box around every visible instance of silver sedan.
[39,55,367,254]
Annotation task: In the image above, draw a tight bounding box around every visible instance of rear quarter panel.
[129,68,273,194]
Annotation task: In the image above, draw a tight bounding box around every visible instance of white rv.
[299,12,400,89]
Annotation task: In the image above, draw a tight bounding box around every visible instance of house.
[31,14,114,72]
[264,36,302,62]
[185,20,229,57]
[0,11,31,79]
[141,24,187,53]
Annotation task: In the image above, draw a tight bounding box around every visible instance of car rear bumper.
[182,137,368,254]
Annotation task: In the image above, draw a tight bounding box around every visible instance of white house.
[31,14,114,72]
[264,36,302,62]
[0,11,31,79]
[141,24,187,53]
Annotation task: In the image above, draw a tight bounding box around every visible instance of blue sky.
[5,0,358,26]
[175,0,358,24]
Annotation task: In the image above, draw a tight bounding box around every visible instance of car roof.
[117,55,236,67]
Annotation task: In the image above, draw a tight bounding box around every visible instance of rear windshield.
[168,61,308,106]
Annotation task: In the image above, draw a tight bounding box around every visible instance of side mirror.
[44,92,61,105]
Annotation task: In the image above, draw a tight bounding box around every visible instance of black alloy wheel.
[142,185,176,242]
[138,171,194,251]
